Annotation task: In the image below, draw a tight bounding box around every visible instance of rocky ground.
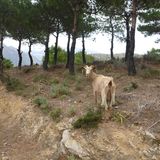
[0,63,160,160]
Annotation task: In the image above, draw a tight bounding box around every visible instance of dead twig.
[147,120,160,131]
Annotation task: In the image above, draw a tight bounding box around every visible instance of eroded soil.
[0,64,160,160]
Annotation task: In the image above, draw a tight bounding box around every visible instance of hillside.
[91,53,143,61]
[3,45,42,66]
[0,62,160,160]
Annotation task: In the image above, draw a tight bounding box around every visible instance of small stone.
[3,142,8,146]
[143,150,151,157]
[145,131,156,140]
[152,155,157,160]
[60,130,89,159]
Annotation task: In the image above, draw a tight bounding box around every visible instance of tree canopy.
[0,0,160,75]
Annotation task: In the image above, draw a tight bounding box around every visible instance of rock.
[1,152,9,160]
[60,130,90,159]
[145,131,156,140]
[152,155,157,160]
[56,118,73,131]
[143,150,151,158]
[1,156,9,160]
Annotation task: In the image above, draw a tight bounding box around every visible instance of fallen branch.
[147,120,160,131]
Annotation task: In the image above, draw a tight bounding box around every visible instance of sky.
[4,29,159,56]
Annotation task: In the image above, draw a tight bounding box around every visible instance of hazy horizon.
[4,30,159,56]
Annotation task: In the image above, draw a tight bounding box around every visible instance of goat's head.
[82,65,96,77]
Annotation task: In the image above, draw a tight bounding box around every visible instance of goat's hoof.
[105,107,109,111]
[108,107,112,111]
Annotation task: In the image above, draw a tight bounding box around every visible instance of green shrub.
[33,97,50,113]
[33,96,48,106]
[22,67,33,73]
[5,77,26,91]
[67,155,78,160]
[75,52,94,64]
[50,108,62,121]
[33,74,49,83]
[64,73,76,82]
[46,46,67,65]
[51,84,71,98]
[144,48,160,63]
[44,46,94,65]
[3,58,13,69]
[109,58,126,69]
[68,106,76,117]
[50,78,59,85]
[141,68,160,79]
[73,109,102,129]
[75,83,83,91]
[123,82,138,92]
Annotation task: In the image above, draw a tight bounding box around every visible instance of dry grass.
[1,63,160,134]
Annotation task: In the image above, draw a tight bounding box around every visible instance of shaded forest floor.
[0,61,160,159]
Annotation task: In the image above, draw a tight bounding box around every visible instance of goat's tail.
[108,80,112,88]
[107,80,112,102]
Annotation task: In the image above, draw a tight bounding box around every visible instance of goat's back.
[92,75,113,92]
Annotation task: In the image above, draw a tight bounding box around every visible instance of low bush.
[67,154,78,160]
[74,76,83,91]
[51,84,71,98]
[50,78,59,85]
[111,59,126,69]
[22,67,33,73]
[5,77,26,91]
[123,82,138,92]
[33,74,49,84]
[143,48,160,63]
[33,97,50,113]
[75,52,94,64]
[73,109,102,129]
[141,68,160,79]
[33,96,48,106]
[68,106,76,117]
[47,46,67,65]
[50,108,62,121]
[3,58,13,69]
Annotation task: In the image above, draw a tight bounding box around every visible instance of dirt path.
[0,83,42,160]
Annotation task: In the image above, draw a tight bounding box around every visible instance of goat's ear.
[91,65,96,70]
[81,66,85,75]
[82,65,88,70]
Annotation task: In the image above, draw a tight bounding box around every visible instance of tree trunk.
[28,39,33,66]
[17,39,22,69]
[0,35,4,60]
[127,0,137,75]
[66,33,71,68]
[82,31,86,64]
[109,16,114,60]
[69,5,79,75]
[54,22,60,65]
[69,35,76,74]
[43,33,50,70]
[125,12,130,62]
[0,35,4,75]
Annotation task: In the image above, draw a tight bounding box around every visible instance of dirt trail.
[0,83,41,160]
[0,82,60,160]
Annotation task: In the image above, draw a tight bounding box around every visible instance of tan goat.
[83,65,116,110]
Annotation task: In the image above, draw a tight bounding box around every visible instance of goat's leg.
[93,91,98,104]
[101,89,108,110]
[112,86,116,105]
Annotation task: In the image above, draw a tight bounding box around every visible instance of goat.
[83,65,116,110]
